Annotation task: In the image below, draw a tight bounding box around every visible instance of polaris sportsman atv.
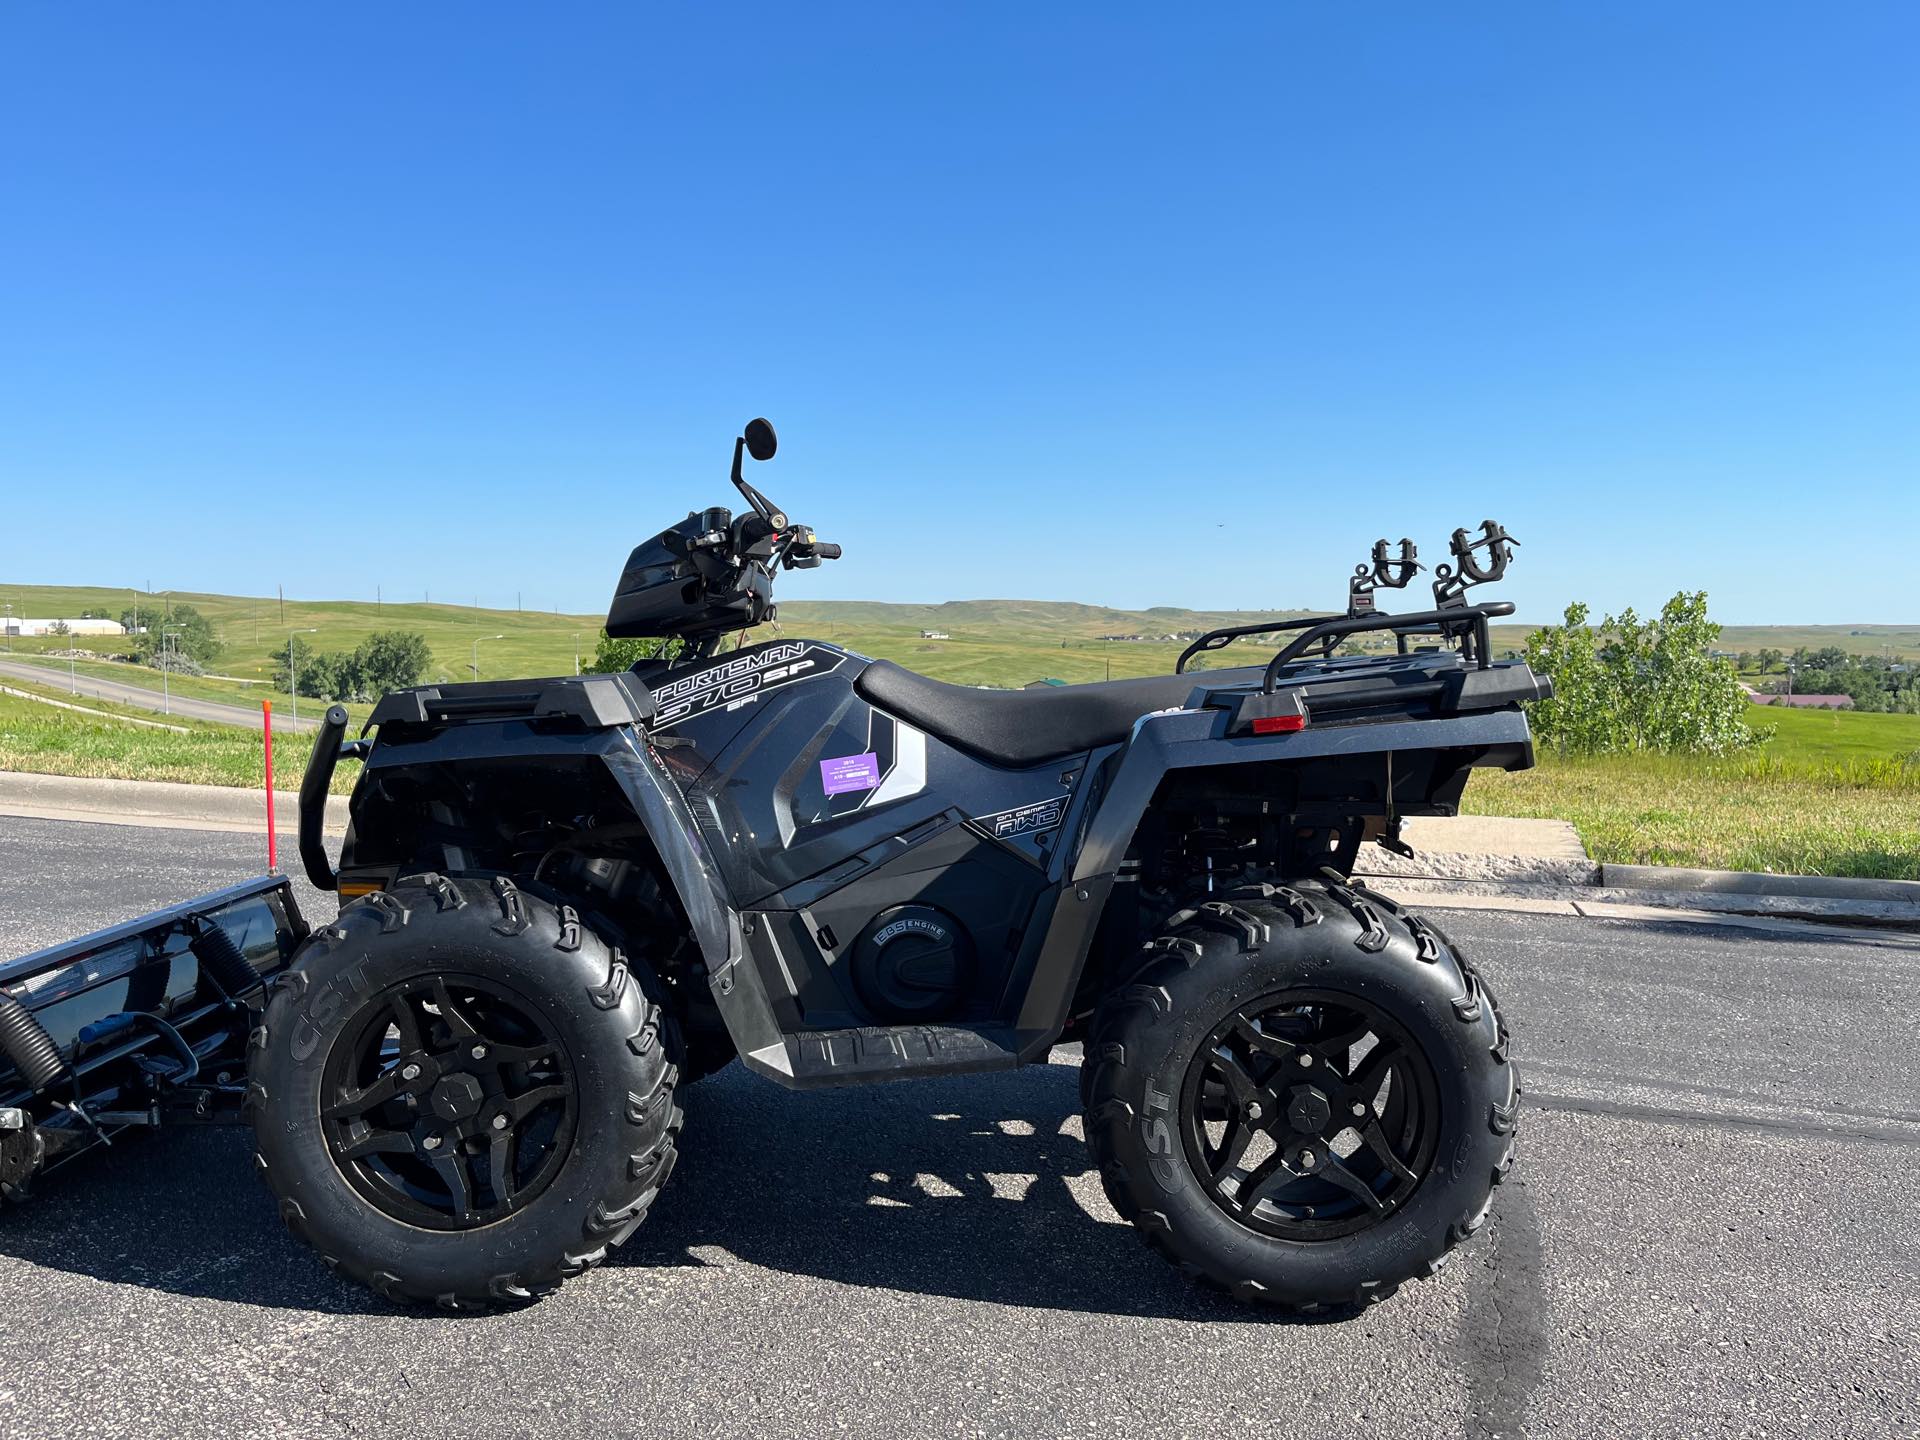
[0,419,1542,1313]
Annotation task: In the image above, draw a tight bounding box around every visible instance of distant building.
[1759,693,1855,710]
[0,617,129,637]
[1024,677,1068,689]
[919,630,950,640]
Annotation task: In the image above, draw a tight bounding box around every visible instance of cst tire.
[247,874,682,1309]
[1081,877,1517,1312]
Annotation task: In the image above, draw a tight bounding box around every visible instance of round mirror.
[743,417,778,462]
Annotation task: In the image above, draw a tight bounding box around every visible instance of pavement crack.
[1523,1091,1920,1148]
[1455,1178,1548,1440]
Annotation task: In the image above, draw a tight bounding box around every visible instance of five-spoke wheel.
[1183,991,1438,1240]
[321,974,578,1229]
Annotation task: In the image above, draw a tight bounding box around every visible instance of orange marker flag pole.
[263,700,277,872]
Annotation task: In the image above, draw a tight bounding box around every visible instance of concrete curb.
[1365,881,1920,945]
[1371,874,1920,931]
[1598,863,1920,905]
[0,770,344,837]
[1353,815,1917,929]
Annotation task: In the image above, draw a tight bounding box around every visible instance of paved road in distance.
[0,656,316,732]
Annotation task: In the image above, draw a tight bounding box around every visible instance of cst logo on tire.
[1141,1082,1184,1193]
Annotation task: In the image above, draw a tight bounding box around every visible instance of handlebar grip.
[815,542,842,560]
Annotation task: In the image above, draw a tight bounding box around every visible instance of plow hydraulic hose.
[0,994,67,1094]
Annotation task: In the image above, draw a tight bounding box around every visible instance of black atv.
[243,420,1538,1310]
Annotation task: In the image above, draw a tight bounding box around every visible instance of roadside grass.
[1467,743,1920,880]
[0,652,373,722]
[0,686,354,793]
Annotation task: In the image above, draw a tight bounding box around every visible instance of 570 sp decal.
[650,642,846,728]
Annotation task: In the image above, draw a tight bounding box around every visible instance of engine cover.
[849,905,974,1022]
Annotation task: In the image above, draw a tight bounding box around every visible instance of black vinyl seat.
[854,661,1263,768]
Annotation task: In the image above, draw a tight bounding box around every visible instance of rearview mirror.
[743,417,778,462]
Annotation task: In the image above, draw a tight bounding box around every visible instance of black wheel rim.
[320,973,577,1231]
[1179,988,1439,1241]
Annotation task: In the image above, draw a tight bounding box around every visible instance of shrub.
[584,630,672,674]
[1524,592,1765,756]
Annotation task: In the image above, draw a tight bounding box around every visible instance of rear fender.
[1070,706,1535,884]
[1005,707,1534,1046]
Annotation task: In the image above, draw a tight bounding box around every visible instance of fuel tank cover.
[849,905,974,1022]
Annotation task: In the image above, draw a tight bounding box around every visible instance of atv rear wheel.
[248,874,682,1308]
[1081,877,1516,1311]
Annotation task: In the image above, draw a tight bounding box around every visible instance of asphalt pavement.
[0,813,1914,1439]
[0,656,315,732]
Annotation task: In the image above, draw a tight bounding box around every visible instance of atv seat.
[854,661,1262,768]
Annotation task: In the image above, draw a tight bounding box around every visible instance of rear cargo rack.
[1175,601,1514,688]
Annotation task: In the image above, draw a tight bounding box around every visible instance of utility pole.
[160,627,183,715]
[278,585,285,625]
[1,602,11,653]
[287,628,319,725]
[573,633,581,676]
[472,633,504,680]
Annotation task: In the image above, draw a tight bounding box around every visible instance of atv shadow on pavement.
[0,1053,1323,1322]
[614,1052,1299,1325]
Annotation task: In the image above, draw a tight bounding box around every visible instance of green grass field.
[1467,705,1920,880]
[0,681,354,793]
[8,581,1916,691]
[5,580,1918,878]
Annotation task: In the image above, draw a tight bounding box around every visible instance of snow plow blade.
[0,875,309,1199]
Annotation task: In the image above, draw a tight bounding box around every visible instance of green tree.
[353,630,432,695]
[1524,592,1764,756]
[271,635,328,698]
[120,602,221,666]
[584,629,673,674]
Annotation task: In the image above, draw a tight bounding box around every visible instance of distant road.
[0,657,316,733]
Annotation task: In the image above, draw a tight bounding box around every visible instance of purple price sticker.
[821,752,881,795]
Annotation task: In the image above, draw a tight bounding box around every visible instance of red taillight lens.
[1250,714,1308,735]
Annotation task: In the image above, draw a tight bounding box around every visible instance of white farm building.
[0,617,130,638]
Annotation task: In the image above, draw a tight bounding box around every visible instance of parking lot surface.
[0,813,1914,1438]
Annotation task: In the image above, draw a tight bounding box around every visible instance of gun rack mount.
[1176,519,1520,683]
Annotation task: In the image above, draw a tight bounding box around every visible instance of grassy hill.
[5,582,1916,878]
[3,582,1916,695]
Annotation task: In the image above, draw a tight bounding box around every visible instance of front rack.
[1174,601,1515,692]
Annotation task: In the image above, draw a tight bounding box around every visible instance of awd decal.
[975,796,1067,840]
[650,642,845,728]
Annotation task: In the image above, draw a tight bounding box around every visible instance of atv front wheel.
[248,874,682,1307]
[1081,878,1516,1311]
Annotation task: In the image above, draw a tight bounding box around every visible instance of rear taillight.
[1250,713,1308,735]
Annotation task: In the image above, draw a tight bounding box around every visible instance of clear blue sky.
[3,5,1915,624]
